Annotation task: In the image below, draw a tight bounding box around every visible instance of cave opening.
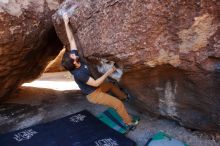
[21,47,80,91]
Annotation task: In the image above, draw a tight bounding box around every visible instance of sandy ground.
[0,71,219,146]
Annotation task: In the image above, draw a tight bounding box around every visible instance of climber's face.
[70,53,81,68]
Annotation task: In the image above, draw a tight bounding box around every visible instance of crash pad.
[0,110,135,146]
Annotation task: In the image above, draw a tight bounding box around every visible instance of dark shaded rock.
[0,0,63,99]
[53,0,220,131]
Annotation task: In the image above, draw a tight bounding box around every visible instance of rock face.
[0,0,63,99]
[53,0,220,131]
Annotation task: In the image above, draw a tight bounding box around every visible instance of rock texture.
[53,0,220,131]
[0,0,63,99]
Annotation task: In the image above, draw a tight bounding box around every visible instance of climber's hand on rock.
[62,13,69,24]
[107,66,116,75]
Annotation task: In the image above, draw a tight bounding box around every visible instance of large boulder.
[0,0,63,99]
[53,0,220,131]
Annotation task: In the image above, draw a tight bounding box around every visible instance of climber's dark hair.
[62,50,76,71]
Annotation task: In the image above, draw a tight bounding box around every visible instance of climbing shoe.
[126,116,140,131]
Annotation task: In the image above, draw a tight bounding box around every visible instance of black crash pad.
[0,110,135,146]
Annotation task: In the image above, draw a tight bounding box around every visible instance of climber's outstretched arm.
[62,13,77,50]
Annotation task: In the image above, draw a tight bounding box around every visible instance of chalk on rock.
[58,4,78,17]
[97,59,123,82]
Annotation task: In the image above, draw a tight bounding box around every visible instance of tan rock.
[45,48,66,72]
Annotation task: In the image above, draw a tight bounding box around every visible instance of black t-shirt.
[70,63,96,95]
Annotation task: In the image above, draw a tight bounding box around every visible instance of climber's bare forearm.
[64,21,77,50]
[87,68,115,87]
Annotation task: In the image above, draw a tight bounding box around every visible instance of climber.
[61,13,139,129]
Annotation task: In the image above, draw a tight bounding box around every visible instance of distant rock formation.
[0,0,63,99]
[44,48,66,72]
[53,0,220,131]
